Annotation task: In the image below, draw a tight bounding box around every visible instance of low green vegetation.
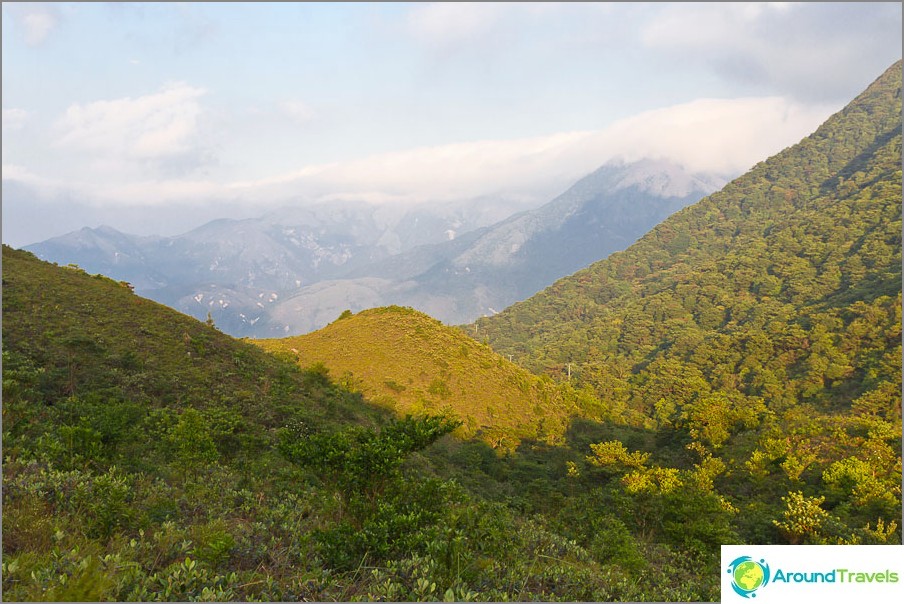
[2,247,724,601]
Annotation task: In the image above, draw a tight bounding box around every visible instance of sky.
[2,2,901,247]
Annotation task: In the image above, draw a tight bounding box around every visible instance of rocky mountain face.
[25,160,725,337]
[262,159,724,334]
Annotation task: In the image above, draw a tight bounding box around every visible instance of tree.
[170,409,219,473]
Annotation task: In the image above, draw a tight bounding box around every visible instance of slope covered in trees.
[476,62,903,545]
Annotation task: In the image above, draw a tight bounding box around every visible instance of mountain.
[402,158,724,315]
[475,62,902,540]
[25,160,723,338]
[257,158,724,334]
[2,245,726,601]
[478,61,902,382]
[24,197,528,336]
[7,61,901,602]
[254,305,573,449]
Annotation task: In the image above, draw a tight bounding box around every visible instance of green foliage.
[3,61,901,602]
[586,440,650,471]
[280,414,459,503]
[476,61,903,549]
[0,222,726,604]
[170,408,219,471]
[773,491,831,544]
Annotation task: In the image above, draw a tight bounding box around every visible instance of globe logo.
[727,556,771,598]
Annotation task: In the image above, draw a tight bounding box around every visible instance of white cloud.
[2,163,41,185]
[223,95,836,205]
[278,100,316,125]
[590,96,835,175]
[2,108,29,130]
[1,163,66,205]
[642,3,902,102]
[7,95,836,211]
[18,3,60,46]
[1,161,231,208]
[4,3,63,46]
[54,83,208,171]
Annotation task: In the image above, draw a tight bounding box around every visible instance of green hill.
[1,246,389,433]
[3,247,724,601]
[255,306,571,449]
[475,62,902,544]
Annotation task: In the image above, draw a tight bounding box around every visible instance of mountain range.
[25,159,724,337]
[3,61,901,601]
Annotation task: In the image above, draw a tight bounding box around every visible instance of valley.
[2,60,901,602]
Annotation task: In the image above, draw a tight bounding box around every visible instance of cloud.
[10,3,61,46]
[54,83,208,170]
[226,95,835,205]
[2,161,231,208]
[642,3,902,102]
[2,163,45,187]
[590,96,834,175]
[278,100,317,125]
[7,95,836,213]
[2,108,29,130]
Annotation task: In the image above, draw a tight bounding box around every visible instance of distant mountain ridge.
[25,197,527,335]
[26,159,723,337]
[409,158,725,308]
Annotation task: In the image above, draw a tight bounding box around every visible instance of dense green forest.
[2,61,901,602]
[476,62,903,545]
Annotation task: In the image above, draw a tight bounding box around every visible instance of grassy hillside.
[3,246,725,601]
[255,306,571,449]
[1,246,389,433]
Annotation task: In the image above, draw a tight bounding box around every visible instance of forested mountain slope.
[478,61,901,415]
[475,61,902,545]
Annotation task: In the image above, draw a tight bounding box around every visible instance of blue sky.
[2,2,901,246]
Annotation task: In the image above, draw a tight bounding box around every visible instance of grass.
[254,306,573,449]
